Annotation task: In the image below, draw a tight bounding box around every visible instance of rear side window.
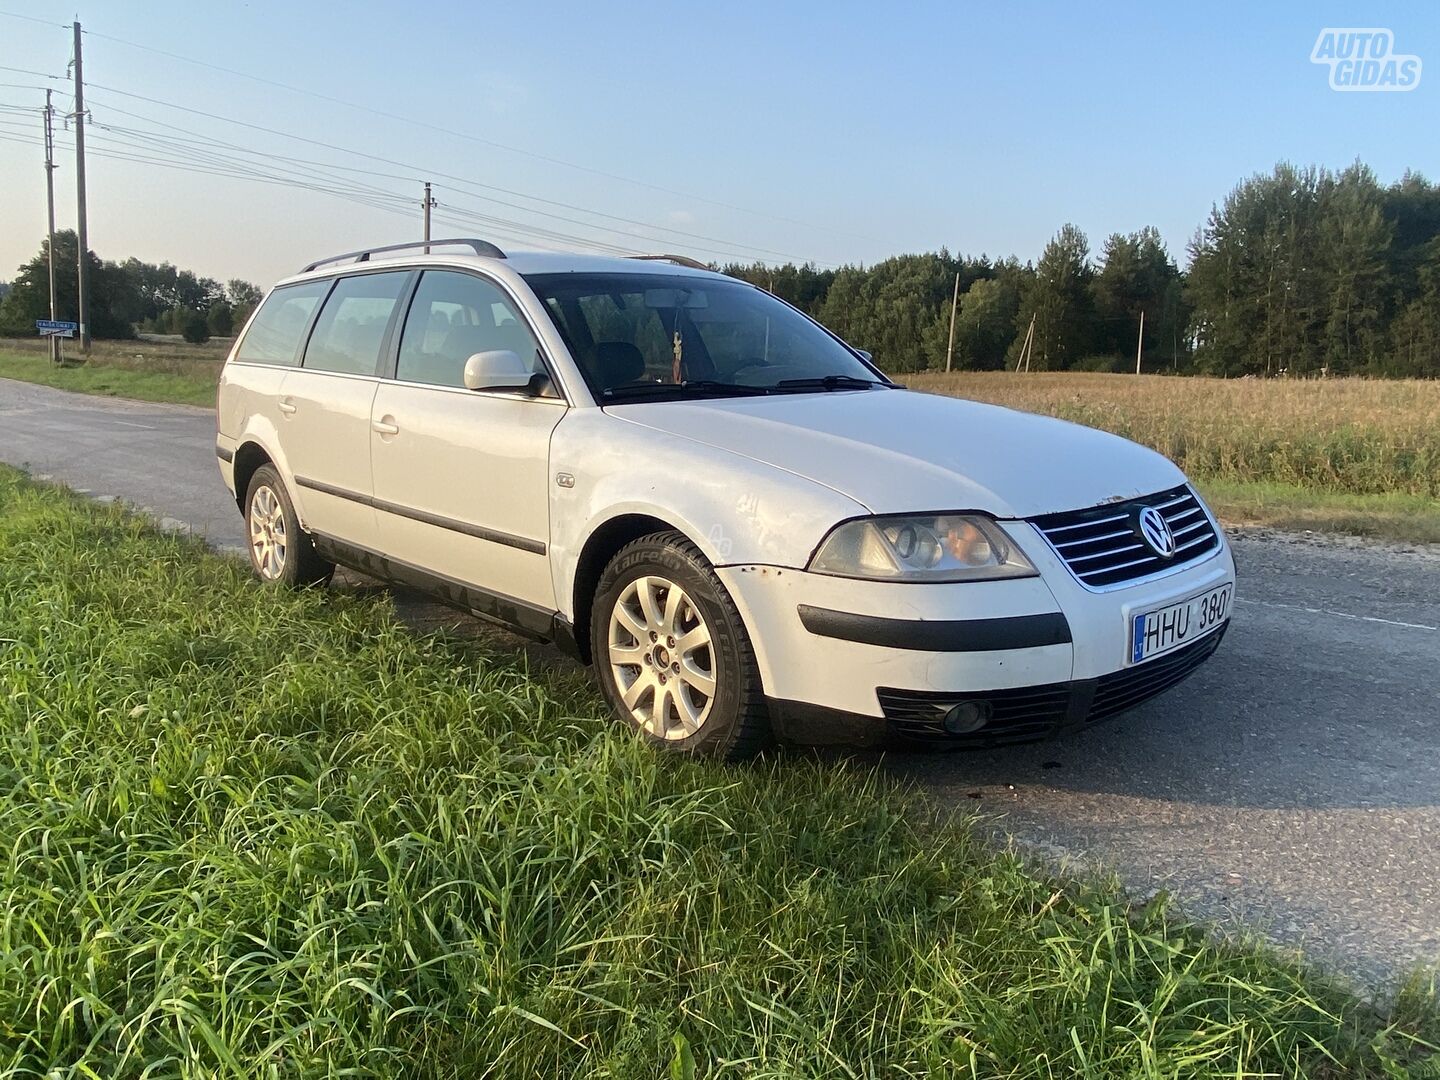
[396,270,543,388]
[233,281,330,366]
[302,272,410,377]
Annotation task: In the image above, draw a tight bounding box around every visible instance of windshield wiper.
[773,374,884,392]
[602,380,772,400]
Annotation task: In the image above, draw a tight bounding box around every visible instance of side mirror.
[854,349,873,364]
[463,350,536,393]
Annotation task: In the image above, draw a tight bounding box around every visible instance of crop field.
[2,465,1438,1077]
[911,372,1440,498]
[912,371,1440,542]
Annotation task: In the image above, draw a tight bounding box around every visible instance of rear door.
[370,268,564,611]
[218,279,331,484]
[282,270,413,545]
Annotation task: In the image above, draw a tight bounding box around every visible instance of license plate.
[1130,584,1232,664]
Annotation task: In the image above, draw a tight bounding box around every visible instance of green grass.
[0,349,220,407]
[1,466,1437,1077]
[1198,478,1440,545]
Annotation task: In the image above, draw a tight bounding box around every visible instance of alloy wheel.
[248,484,288,581]
[607,575,717,739]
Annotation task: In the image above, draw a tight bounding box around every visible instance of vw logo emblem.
[1137,506,1177,558]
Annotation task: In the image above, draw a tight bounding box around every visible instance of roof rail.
[302,237,506,274]
[626,253,713,272]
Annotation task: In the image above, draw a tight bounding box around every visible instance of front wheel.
[591,532,770,760]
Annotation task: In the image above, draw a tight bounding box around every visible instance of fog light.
[942,700,992,735]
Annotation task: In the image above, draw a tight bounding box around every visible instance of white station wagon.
[217,239,1236,760]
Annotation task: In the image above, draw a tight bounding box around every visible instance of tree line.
[724,163,1440,378]
[0,231,261,345]
[3,161,1439,375]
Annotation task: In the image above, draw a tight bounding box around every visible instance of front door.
[370,269,564,612]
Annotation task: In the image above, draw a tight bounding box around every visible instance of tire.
[591,531,770,761]
[243,464,334,588]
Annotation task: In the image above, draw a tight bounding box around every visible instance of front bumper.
[875,623,1226,745]
[716,518,1236,746]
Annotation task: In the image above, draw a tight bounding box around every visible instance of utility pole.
[422,182,436,252]
[1135,310,1145,375]
[944,271,960,372]
[71,20,90,354]
[1014,312,1035,373]
[43,89,60,365]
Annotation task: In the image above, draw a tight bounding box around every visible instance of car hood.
[604,388,1187,519]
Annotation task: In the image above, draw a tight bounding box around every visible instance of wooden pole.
[1014,313,1035,373]
[43,90,60,365]
[1135,309,1145,374]
[422,182,435,252]
[944,271,960,372]
[72,21,91,353]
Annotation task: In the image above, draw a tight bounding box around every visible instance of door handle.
[277,397,297,415]
[372,417,400,436]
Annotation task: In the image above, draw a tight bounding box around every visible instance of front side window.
[234,280,330,366]
[524,272,886,401]
[302,271,410,377]
[396,270,544,389]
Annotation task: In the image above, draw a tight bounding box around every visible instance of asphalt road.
[2,377,1437,988]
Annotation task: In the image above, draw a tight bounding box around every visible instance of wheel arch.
[570,512,709,665]
[232,440,275,513]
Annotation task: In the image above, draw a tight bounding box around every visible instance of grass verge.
[1199,478,1440,545]
[0,347,221,407]
[1,465,1437,1077]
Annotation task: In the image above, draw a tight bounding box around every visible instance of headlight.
[808,514,1038,582]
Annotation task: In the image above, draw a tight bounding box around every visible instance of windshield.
[523,272,888,400]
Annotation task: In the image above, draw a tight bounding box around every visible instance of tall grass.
[912,372,1440,499]
[0,351,221,408]
[0,339,224,407]
[0,468,1437,1077]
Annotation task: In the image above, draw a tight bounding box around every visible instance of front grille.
[877,683,1071,746]
[1089,624,1226,722]
[877,626,1227,745]
[1029,485,1220,589]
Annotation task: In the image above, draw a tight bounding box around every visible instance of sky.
[1,1,1436,288]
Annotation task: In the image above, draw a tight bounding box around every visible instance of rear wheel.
[244,465,334,588]
[591,532,769,760]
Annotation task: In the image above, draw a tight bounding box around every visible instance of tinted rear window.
[234,280,331,366]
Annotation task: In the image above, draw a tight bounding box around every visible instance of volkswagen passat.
[216,240,1235,759]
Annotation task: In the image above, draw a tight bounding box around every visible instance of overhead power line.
[0,9,69,29]
[0,124,644,258]
[74,21,877,247]
[5,15,852,264]
[81,126,650,255]
[84,107,813,264]
[75,85,829,265]
[0,63,65,81]
[4,21,857,266]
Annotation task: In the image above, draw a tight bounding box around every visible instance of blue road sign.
[36,319,78,338]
